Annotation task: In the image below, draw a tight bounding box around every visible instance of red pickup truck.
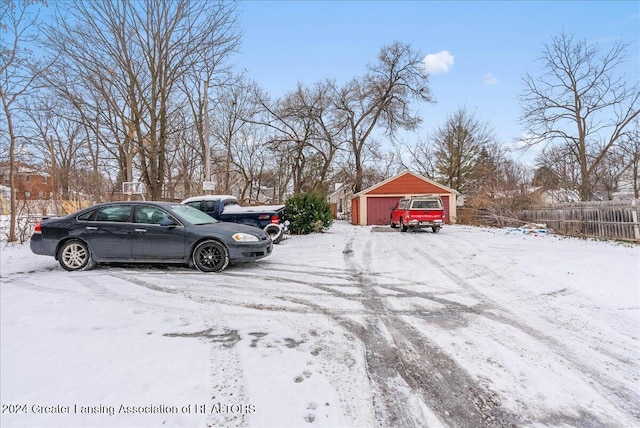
[390,195,445,233]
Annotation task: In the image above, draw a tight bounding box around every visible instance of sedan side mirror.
[160,218,178,227]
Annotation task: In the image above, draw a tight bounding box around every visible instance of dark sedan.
[30,201,272,272]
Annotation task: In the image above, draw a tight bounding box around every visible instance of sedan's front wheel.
[58,240,95,271]
[192,240,229,272]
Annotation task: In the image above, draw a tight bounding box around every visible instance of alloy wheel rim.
[63,244,87,268]
[199,245,221,268]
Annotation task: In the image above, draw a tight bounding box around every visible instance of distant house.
[350,171,459,226]
[0,185,10,214]
[613,164,639,200]
[0,163,53,201]
[536,188,581,204]
[328,183,353,219]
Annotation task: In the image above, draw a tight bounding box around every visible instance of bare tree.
[592,147,626,200]
[162,104,202,199]
[295,81,345,194]
[37,62,135,200]
[277,81,344,194]
[209,76,264,194]
[265,145,293,203]
[249,80,344,195]
[364,150,402,189]
[24,95,82,200]
[519,32,640,201]
[42,0,241,200]
[472,143,530,199]
[262,95,314,195]
[230,126,269,203]
[463,143,534,225]
[534,145,582,201]
[0,0,49,241]
[396,137,437,179]
[337,41,434,193]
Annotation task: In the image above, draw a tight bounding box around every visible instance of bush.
[285,193,333,235]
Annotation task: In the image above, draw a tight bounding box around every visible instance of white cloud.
[482,73,499,85]
[421,51,454,74]
[507,132,545,166]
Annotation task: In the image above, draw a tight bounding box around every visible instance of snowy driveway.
[1,222,639,427]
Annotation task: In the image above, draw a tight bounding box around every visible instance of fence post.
[517,199,640,242]
[632,199,640,242]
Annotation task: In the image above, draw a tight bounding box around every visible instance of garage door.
[441,195,450,224]
[366,196,403,225]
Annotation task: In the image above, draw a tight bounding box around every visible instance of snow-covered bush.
[285,193,333,235]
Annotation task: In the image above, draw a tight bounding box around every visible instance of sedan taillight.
[33,220,42,234]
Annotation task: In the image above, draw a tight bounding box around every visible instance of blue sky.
[234,1,640,164]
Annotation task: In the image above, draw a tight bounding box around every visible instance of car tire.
[432,226,441,233]
[390,219,397,228]
[399,219,407,233]
[192,240,229,272]
[58,240,95,271]
[264,223,284,244]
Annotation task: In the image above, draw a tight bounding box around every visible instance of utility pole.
[204,80,211,194]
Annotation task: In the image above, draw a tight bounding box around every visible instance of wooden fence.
[518,199,640,242]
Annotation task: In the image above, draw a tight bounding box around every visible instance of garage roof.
[353,171,459,197]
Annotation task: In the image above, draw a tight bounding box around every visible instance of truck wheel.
[399,219,407,233]
[264,223,284,244]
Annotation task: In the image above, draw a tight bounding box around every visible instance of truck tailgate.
[410,209,443,221]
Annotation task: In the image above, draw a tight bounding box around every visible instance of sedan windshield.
[169,204,217,225]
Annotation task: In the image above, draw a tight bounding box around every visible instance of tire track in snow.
[399,230,640,424]
[102,271,252,427]
[341,233,522,428]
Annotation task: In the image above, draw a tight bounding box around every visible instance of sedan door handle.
[134,228,147,233]
[85,226,98,230]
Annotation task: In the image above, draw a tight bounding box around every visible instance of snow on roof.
[222,204,285,213]
[181,195,237,204]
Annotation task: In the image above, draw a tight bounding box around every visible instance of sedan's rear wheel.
[58,240,94,271]
[192,240,229,272]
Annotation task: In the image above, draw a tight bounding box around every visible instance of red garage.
[351,171,459,226]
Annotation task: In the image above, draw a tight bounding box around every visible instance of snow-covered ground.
[1,222,639,427]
